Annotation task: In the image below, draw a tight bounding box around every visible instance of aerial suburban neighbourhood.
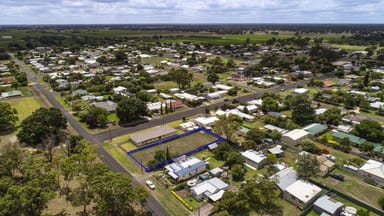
[1,2,384,216]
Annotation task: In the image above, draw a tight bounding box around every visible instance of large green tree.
[116,98,147,123]
[91,171,148,216]
[0,102,18,131]
[169,68,193,89]
[213,114,242,142]
[17,108,67,147]
[296,154,320,180]
[291,94,315,125]
[353,119,384,143]
[213,191,250,216]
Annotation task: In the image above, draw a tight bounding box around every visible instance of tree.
[114,50,127,63]
[317,107,342,125]
[169,68,193,89]
[353,119,384,142]
[154,150,166,163]
[244,178,281,215]
[301,139,316,153]
[213,114,242,142]
[338,137,351,153]
[227,88,238,96]
[231,164,245,181]
[91,171,148,216]
[291,94,315,125]
[207,72,219,84]
[116,98,147,123]
[296,154,319,180]
[269,130,282,140]
[224,151,245,167]
[226,59,236,68]
[17,108,67,147]
[261,97,279,112]
[246,128,265,145]
[335,67,345,78]
[213,191,250,216]
[0,102,18,131]
[378,196,384,210]
[0,145,58,216]
[356,209,370,216]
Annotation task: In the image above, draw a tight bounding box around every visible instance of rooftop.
[314,195,344,214]
[241,150,266,164]
[359,159,384,180]
[165,156,206,178]
[303,123,328,136]
[285,180,322,203]
[130,125,177,144]
[332,131,367,145]
[270,167,298,191]
[283,129,310,141]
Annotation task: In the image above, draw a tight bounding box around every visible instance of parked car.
[146,180,155,190]
[330,173,345,181]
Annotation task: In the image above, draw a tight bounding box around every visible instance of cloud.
[0,0,383,24]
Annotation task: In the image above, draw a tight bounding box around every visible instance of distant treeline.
[2,24,384,34]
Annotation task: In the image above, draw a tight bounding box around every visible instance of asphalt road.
[94,75,333,143]
[11,54,169,216]
[12,53,333,216]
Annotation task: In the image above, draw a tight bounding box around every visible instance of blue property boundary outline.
[126,127,224,172]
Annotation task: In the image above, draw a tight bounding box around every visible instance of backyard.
[130,130,220,167]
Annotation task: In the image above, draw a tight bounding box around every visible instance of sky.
[0,0,384,24]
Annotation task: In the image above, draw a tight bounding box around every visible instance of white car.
[146,180,155,190]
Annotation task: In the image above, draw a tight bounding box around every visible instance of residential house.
[194,116,219,128]
[241,150,267,170]
[268,145,284,157]
[332,131,367,146]
[358,159,384,184]
[317,155,335,176]
[303,123,328,137]
[283,180,322,208]
[190,177,229,202]
[130,125,177,146]
[92,100,117,112]
[1,90,23,98]
[313,195,344,216]
[165,157,207,182]
[269,167,298,191]
[282,129,310,146]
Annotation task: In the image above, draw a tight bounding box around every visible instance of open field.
[154,81,178,90]
[330,44,368,51]
[313,168,384,209]
[130,130,219,167]
[3,96,41,126]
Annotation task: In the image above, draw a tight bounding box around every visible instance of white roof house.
[370,101,384,109]
[213,84,233,91]
[248,99,263,107]
[174,92,203,101]
[313,195,344,216]
[358,159,384,184]
[241,150,267,169]
[113,86,127,93]
[264,124,288,134]
[190,177,229,201]
[268,145,284,156]
[282,129,310,145]
[315,108,327,115]
[194,116,219,128]
[292,88,309,94]
[284,180,322,206]
[237,105,258,113]
[216,109,255,121]
[269,167,298,191]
